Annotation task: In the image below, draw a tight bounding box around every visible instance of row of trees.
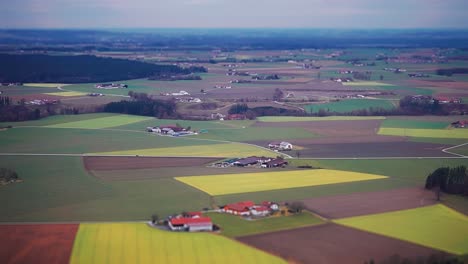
[104,92,178,119]
[0,168,20,185]
[425,166,468,199]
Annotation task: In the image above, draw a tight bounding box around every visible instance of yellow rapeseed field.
[70,223,286,264]
[175,169,387,195]
[379,127,468,139]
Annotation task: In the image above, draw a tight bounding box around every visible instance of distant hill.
[0,54,189,83]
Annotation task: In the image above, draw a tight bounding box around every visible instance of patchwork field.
[378,127,468,139]
[70,223,286,264]
[95,142,276,158]
[303,187,436,219]
[175,169,387,195]
[342,81,396,87]
[381,119,450,129]
[0,224,79,264]
[46,114,154,129]
[239,224,447,264]
[206,212,323,237]
[335,204,468,255]
[257,116,386,122]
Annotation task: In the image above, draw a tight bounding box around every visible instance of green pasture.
[0,156,211,222]
[257,116,385,122]
[0,127,215,154]
[305,99,395,113]
[114,119,254,131]
[70,223,286,264]
[379,127,468,139]
[206,212,324,238]
[447,144,468,156]
[0,113,116,127]
[335,204,468,255]
[381,119,450,129]
[24,83,70,87]
[95,142,276,158]
[46,114,154,129]
[342,81,395,87]
[0,85,60,95]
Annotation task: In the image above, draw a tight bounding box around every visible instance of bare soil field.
[302,187,437,219]
[238,224,447,264]
[83,156,220,171]
[408,80,468,90]
[0,224,78,264]
[10,94,63,101]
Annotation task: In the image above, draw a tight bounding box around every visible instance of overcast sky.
[1,0,467,29]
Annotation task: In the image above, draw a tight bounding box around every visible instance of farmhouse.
[223,201,255,216]
[227,114,246,120]
[268,141,293,151]
[168,216,213,232]
[451,120,468,128]
[262,158,288,168]
[234,156,272,167]
[95,83,128,89]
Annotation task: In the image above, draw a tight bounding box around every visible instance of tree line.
[103,92,178,119]
[425,166,468,199]
[0,54,192,83]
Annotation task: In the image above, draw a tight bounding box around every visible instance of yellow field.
[47,115,153,129]
[175,169,387,195]
[378,127,468,139]
[70,223,286,264]
[95,143,276,157]
[334,204,468,255]
[342,81,395,86]
[44,91,87,97]
[24,83,70,87]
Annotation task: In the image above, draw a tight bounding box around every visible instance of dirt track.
[83,156,221,171]
[239,224,447,264]
[302,187,437,219]
[0,224,78,264]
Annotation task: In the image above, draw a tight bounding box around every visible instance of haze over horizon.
[1,0,468,29]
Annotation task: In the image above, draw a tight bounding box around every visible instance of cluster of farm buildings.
[94,83,128,89]
[166,200,280,232]
[213,156,288,168]
[146,124,198,137]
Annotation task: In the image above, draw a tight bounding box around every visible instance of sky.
[1,0,468,29]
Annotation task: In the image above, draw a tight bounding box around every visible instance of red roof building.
[223,201,255,216]
[168,217,213,232]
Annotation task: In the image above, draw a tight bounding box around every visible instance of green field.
[381,119,450,129]
[0,156,211,222]
[305,99,395,113]
[448,144,468,156]
[257,116,386,122]
[0,113,117,127]
[95,143,277,158]
[175,169,387,195]
[70,223,286,264]
[379,127,468,138]
[113,118,253,131]
[342,81,396,87]
[0,127,215,154]
[335,204,468,255]
[206,212,323,237]
[196,126,317,142]
[46,114,154,129]
[24,83,69,87]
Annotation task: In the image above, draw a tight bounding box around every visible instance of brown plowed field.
[83,156,221,171]
[239,224,447,264]
[0,224,78,264]
[302,187,437,219]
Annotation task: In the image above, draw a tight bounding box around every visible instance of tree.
[273,88,284,101]
[151,214,159,224]
[317,72,321,80]
[296,151,301,158]
[380,74,384,81]
[288,201,306,214]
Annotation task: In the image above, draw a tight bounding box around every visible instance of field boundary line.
[441,142,468,157]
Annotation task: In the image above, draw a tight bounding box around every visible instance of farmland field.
[46,114,154,129]
[342,81,396,86]
[305,99,395,113]
[378,127,468,138]
[257,116,386,122]
[70,223,286,264]
[334,204,468,255]
[196,126,317,141]
[175,169,387,195]
[24,83,70,87]
[44,91,87,96]
[0,224,78,264]
[206,212,323,237]
[239,224,447,264]
[0,113,117,127]
[380,119,450,129]
[95,142,276,157]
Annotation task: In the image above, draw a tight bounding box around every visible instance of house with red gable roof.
[250,205,270,216]
[223,201,255,216]
[168,216,213,232]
